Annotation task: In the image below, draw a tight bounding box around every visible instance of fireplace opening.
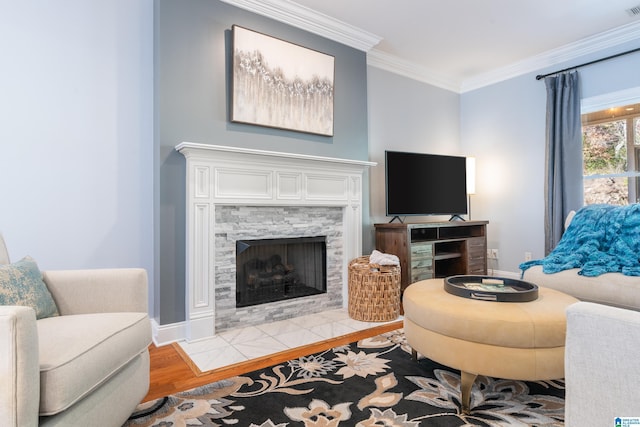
[236,236,327,308]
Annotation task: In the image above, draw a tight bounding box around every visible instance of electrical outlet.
[525,252,532,261]
[487,249,499,259]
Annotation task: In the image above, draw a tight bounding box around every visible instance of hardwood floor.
[143,320,403,402]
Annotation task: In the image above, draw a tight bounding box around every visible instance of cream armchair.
[0,234,151,426]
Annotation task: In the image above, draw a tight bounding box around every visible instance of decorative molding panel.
[276,172,302,200]
[215,168,272,199]
[194,166,210,198]
[305,174,349,201]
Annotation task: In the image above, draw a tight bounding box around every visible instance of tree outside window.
[582,104,640,205]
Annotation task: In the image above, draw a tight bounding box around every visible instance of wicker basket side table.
[348,255,401,321]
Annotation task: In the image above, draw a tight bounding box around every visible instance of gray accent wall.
[155,0,370,325]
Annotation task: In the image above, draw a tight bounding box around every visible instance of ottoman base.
[405,318,564,412]
[402,278,577,414]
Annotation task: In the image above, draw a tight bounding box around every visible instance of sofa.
[0,233,152,426]
[522,266,640,310]
[521,204,640,311]
[564,302,640,426]
[520,205,640,425]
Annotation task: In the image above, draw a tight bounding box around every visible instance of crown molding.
[222,0,640,94]
[219,0,382,51]
[460,20,640,93]
[366,49,460,93]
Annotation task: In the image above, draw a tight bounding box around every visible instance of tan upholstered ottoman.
[403,278,578,413]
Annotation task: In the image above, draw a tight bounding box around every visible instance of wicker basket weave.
[348,255,401,322]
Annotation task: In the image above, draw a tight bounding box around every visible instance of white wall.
[460,73,546,273]
[0,1,153,288]
[461,41,640,273]
[368,41,640,274]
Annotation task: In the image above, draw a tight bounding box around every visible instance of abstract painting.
[231,25,335,136]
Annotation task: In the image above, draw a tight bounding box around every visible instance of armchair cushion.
[0,257,59,319]
[37,311,150,415]
[43,268,148,315]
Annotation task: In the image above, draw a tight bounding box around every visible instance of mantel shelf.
[176,142,377,169]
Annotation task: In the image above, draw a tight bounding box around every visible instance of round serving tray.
[444,275,539,302]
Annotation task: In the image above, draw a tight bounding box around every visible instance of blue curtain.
[544,71,583,254]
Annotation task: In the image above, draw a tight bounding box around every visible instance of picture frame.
[231,25,335,137]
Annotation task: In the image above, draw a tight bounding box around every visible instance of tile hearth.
[178,308,401,372]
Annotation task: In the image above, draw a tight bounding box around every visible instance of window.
[581,103,640,205]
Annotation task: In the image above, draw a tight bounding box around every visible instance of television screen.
[385,150,468,219]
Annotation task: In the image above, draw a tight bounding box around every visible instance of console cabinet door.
[410,242,434,283]
[466,236,487,274]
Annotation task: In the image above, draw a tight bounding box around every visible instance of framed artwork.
[231,25,335,136]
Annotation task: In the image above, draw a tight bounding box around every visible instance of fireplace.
[176,142,375,341]
[236,236,327,307]
[214,205,342,332]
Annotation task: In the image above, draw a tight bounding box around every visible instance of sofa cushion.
[523,265,640,311]
[36,312,151,416]
[0,257,59,319]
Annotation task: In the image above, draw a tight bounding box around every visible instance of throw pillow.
[0,256,59,319]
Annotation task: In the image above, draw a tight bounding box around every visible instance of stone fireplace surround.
[176,142,375,342]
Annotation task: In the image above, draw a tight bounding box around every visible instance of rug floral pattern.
[125,329,564,426]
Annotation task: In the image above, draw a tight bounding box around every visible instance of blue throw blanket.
[520,204,640,277]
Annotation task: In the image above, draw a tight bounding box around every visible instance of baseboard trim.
[152,318,187,346]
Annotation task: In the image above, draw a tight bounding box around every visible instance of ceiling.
[223,0,640,92]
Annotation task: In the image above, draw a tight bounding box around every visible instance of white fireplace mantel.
[176,142,376,341]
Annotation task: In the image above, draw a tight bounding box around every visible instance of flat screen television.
[385,150,468,221]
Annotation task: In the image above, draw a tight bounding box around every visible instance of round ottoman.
[403,278,578,413]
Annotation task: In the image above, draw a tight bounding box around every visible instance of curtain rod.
[535,46,640,80]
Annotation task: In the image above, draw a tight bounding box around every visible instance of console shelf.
[374,221,488,293]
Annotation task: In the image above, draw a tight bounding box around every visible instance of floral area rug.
[124,329,564,426]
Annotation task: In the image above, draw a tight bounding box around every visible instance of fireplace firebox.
[236,236,327,308]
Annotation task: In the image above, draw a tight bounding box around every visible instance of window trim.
[582,86,640,114]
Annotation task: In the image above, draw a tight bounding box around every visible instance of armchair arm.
[565,302,640,426]
[42,268,148,315]
[0,306,39,427]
